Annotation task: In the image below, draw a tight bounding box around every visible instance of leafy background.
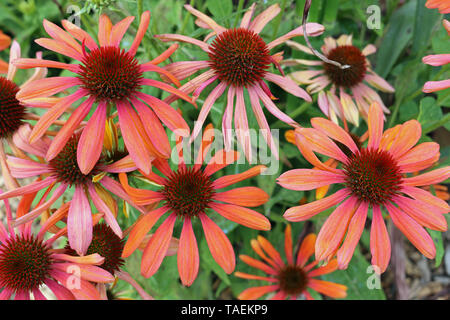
[0,0,449,300]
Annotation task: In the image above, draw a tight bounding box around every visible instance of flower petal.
[178,217,199,287]
[209,202,270,231]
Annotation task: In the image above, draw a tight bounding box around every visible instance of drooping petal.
[315,196,359,262]
[199,212,235,273]
[370,206,391,273]
[51,269,101,300]
[67,186,92,256]
[122,206,169,258]
[336,202,368,269]
[308,259,339,277]
[386,202,436,259]
[141,213,177,278]
[178,217,199,287]
[117,100,155,175]
[267,23,325,50]
[264,72,311,101]
[401,186,450,213]
[77,101,107,174]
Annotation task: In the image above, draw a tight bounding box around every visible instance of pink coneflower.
[425,0,450,13]
[0,123,142,256]
[0,194,115,300]
[13,11,193,175]
[119,124,271,286]
[156,4,324,160]
[422,20,450,93]
[235,225,347,300]
[277,102,450,273]
[65,223,155,300]
[0,40,50,191]
[284,34,394,128]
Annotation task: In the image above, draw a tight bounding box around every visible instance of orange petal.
[277,168,346,191]
[213,187,269,207]
[296,234,317,267]
[386,203,436,259]
[122,206,169,258]
[210,202,271,231]
[178,217,199,287]
[284,188,350,222]
[212,165,267,189]
[367,102,384,150]
[141,213,177,278]
[308,279,347,299]
[199,213,235,274]
[238,285,279,300]
[315,197,358,262]
[370,206,391,273]
[336,202,368,269]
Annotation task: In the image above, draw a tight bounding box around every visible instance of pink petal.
[178,217,199,286]
[67,186,93,256]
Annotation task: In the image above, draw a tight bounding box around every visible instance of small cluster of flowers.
[0,2,447,300]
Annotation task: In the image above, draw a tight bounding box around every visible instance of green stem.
[233,0,245,28]
[137,0,143,19]
[180,0,195,35]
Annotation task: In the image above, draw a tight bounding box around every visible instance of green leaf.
[200,238,231,286]
[207,0,232,23]
[411,0,441,55]
[375,0,416,78]
[321,248,386,300]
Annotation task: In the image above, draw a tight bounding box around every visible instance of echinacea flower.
[156,4,324,161]
[277,102,450,273]
[285,34,394,127]
[0,124,142,256]
[119,124,271,286]
[425,0,450,13]
[65,223,155,300]
[235,225,347,300]
[422,20,450,93]
[0,193,115,300]
[13,11,194,175]
[0,30,11,73]
[0,40,49,191]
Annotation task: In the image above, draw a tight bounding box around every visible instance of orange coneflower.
[425,0,450,13]
[277,102,450,273]
[0,194,115,300]
[13,11,193,175]
[0,124,142,256]
[156,4,324,161]
[235,225,347,300]
[422,20,450,93]
[119,124,271,286]
[284,34,394,128]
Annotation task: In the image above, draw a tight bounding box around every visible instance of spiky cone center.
[344,148,402,205]
[0,234,53,293]
[278,265,308,296]
[208,28,272,87]
[323,45,367,88]
[65,224,124,274]
[79,46,143,102]
[49,133,99,186]
[162,166,215,218]
[0,77,25,139]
